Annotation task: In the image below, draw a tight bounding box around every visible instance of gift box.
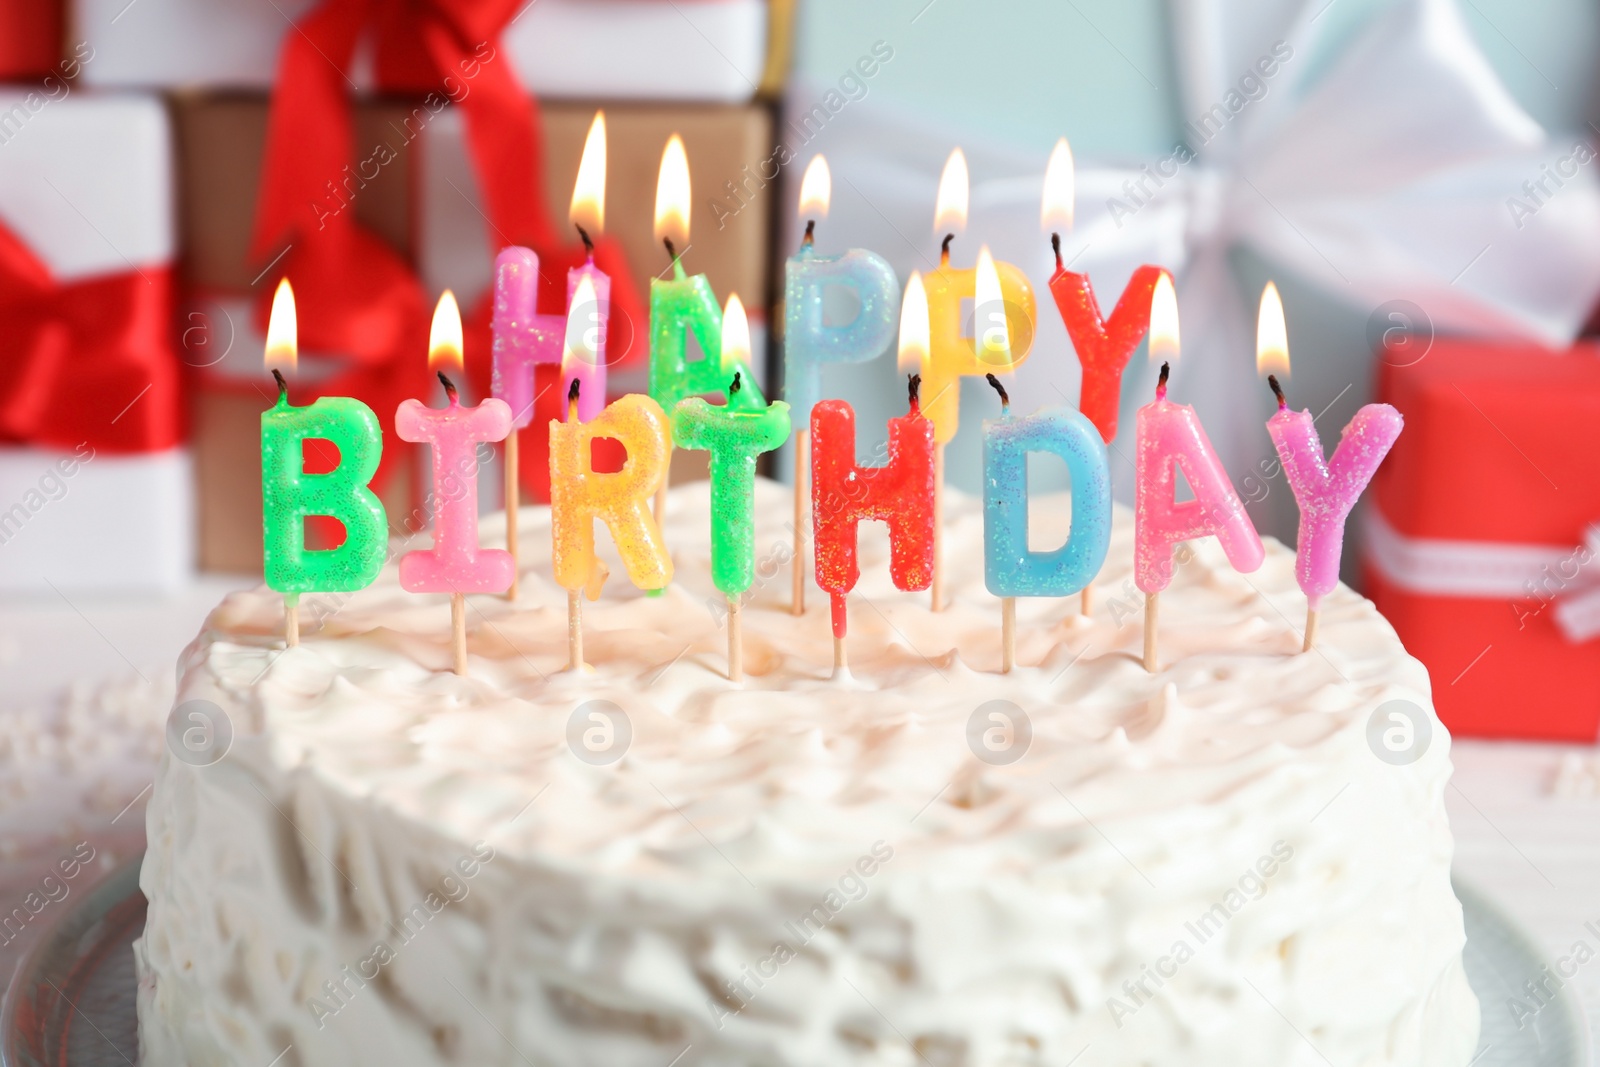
[0,92,190,592]
[0,1,62,81]
[71,0,775,103]
[180,95,770,573]
[1366,338,1600,742]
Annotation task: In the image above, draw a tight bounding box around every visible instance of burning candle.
[1257,281,1402,651]
[812,273,937,674]
[921,148,1037,611]
[1042,137,1165,443]
[920,148,1038,444]
[784,155,900,615]
[672,295,792,680]
[982,371,1111,672]
[650,133,766,524]
[260,279,387,647]
[397,292,515,675]
[492,110,612,599]
[551,305,674,669]
[1134,273,1264,671]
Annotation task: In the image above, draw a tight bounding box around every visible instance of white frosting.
[137,479,1479,1066]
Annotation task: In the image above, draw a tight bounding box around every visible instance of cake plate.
[0,859,1585,1066]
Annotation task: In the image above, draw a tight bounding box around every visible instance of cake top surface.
[185,478,1436,885]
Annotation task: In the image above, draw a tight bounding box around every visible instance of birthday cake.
[135,479,1479,1066]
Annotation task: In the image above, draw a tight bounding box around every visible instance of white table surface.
[0,580,1595,1047]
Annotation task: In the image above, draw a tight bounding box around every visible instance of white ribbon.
[1365,507,1600,642]
[785,0,1600,504]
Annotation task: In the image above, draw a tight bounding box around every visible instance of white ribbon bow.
[788,0,1600,503]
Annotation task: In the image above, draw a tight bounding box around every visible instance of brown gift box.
[177,95,774,573]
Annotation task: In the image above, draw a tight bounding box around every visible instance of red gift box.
[0,2,61,80]
[1367,337,1600,741]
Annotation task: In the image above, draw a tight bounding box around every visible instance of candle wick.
[662,237,679,266]
[271,367,289,402]
[802,220,815,249]
[1157,361,1170,399]
[1050,232,1063,271]
[1268,374,1288,409]
[940,233,954,266]
[438,371,458,404]
[576,224,594,257]
[984,372,1010,413]
[567,376,581,419]
[907,372,922,413]
[729,371,742,397]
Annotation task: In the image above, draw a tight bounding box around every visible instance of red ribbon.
[252,0,644,498]
[0,220,179,453]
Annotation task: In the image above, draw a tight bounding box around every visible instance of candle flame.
[264,277,297,373]
[1148,272,1179,364]
[720,293,751,381]
[799,155,831,220]
[428,290,464,375]
[898,271,930,377]
[1256,281,1290,377]
[1040,137,1074,232]
[562,274,602,378]
[933,147,968,236]
[654,134,691,249]
[974,245,1012,368]
[569,110,606,237]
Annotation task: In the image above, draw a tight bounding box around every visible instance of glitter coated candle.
[396,294,515,597]
[1041,138,1163,443]
[783,156,900,429]
[1257,283,1402,631]
[550,390,674,594]
[260,280,386,640]
[921,149,1037,446]
[982,387,1112,598]
[649,134,765,416]
[811,385,935,639]
[672,296,791,597]
[491,246,609,425]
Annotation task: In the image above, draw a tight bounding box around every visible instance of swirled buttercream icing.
[136,478,1479,1066]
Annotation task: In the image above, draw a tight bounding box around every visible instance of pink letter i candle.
[1257,282,1402,651]
[397,292,515,676]
[1134,273,1264,672]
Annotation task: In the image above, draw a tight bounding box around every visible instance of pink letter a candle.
[1134,276,1263,671]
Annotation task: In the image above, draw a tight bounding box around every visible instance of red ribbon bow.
[0,220,179,453]
[252,0,644,498]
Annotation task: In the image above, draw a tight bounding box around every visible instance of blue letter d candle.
[982,380,1112,598]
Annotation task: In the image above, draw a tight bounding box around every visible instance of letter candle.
[673,295,792,681]
[649,133,766,527]
[1134,274,1264,672]
[396,292,515,676]
[922,147,1037,610]
[260,279,387,646]
[981,372,1111,673]
[783,155,900,616]
[1041,137,1162,617]
[1257,282,1402,651]
[551,326,674,672]
[812,274,937,675]
[491,110,611,600]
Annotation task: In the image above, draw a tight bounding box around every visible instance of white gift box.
[72,0,769,103]
[0,92,192,594]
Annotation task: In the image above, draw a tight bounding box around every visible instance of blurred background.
[6,0,1600,1034]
